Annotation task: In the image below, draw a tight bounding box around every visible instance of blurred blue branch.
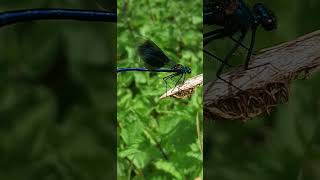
[0,8,116,27]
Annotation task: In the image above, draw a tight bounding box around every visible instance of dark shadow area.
[0,1,116,179]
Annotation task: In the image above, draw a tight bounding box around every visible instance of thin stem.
[196,113,203,155]
[155,140,169,160]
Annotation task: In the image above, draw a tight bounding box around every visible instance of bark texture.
[160,74,203,99]
[204,30,320,121]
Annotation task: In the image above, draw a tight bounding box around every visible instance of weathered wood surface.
[160,74,203,99]
[204,30,320,121]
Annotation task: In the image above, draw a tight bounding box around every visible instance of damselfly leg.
[229,36,257,55]
[162,71,187,94]
[204,29,256,66]
[163,73,178,94]
[242,28,279,72]
[215,31,247,91]
[244,28,256,69]
[171,73,184,93]
[204,49,233,67]
[204,28,226,46]
[163,73,174,94]
[204,29,234,66]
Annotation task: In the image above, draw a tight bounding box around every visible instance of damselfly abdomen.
[0,9,116,27]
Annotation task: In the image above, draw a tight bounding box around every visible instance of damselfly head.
[253,3,277,31]
[185,66,192,74]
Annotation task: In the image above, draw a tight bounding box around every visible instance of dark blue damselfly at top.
[0,8,116,27]
[117,40,191,91]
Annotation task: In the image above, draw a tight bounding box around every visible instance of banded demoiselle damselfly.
[117,40,191,92]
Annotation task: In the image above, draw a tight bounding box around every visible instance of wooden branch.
[160,74,203,99]
[204,30,320,122]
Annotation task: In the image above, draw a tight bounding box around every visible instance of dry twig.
[204,30,320,121]
[160,74,203,99]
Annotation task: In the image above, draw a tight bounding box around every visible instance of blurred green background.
[117,0,202,179]
[204,0,320,179]
[0,1,116,179]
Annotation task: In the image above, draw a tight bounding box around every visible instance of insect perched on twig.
[117,40,192,93]
[204,0,277,90]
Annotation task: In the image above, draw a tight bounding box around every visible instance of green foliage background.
[117,0,203,179]
[0,1,116,179]
[205,0,320,179]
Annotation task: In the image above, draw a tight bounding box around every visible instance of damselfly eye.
[253,3,277,31]
[187,67,192,74]
[262,16,277,31]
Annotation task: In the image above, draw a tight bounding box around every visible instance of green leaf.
[154,160,183,179]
